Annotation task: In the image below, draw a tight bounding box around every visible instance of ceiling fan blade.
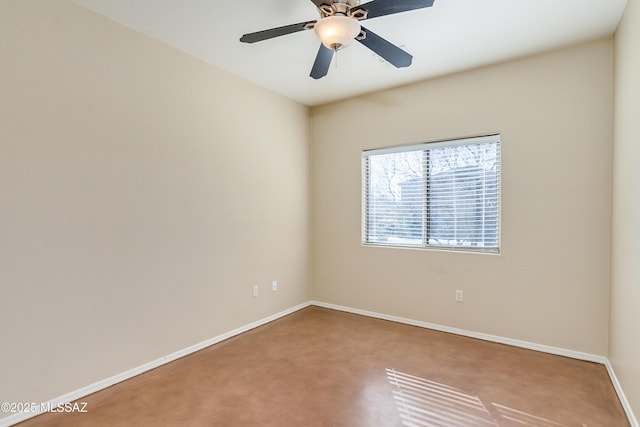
[240,21,316,43]
[355,0,434,20]
[357,26,412,68]
[309,0,327,7]
[310,44,334,79]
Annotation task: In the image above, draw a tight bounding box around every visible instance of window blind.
[362,135,500,253]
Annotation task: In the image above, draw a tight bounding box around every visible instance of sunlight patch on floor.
[386,368,574,427]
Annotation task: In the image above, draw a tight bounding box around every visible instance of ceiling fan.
[240,0,435,79]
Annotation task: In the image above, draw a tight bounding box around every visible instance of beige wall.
[311,39,613,355]
[0,0,310,409]
[611,0,640,420]
[1,0,630,419]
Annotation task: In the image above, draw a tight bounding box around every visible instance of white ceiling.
[73,0,627,106]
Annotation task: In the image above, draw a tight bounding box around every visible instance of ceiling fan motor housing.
[318,0,368,20]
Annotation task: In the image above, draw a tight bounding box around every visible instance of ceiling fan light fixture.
[314,15,361,50]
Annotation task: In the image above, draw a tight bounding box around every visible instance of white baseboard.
[311,301,606,363]
[605,359,639,427]
[2,300,636,427]
[0,301,312,427]
[310,300,637,427]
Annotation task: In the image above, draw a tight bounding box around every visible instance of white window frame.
[362,134,501,254]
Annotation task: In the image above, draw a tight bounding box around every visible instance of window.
[362,135,500,253]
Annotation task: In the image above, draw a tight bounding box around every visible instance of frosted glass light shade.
[314,15,361,49]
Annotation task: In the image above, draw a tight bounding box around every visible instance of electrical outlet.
[272,280,278,292]
[455,290,464,302]
[252,285,259,297]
